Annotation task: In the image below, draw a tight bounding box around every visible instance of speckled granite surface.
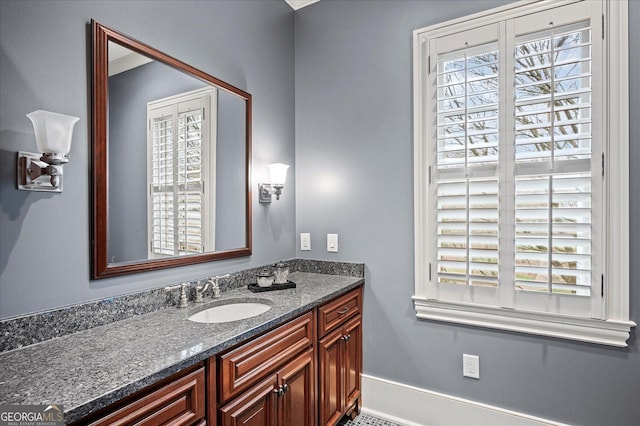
[292,258,365,277]
[0,288,172,352]
[0,272,364,423]
[0,259,364,352]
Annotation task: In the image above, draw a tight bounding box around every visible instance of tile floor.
[338,413,405,426]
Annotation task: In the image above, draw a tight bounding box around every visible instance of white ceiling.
[284,0,320,10]
[107,43,152,76]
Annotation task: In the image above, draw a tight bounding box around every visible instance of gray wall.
[294,1,639,425]
[0,0,295,318]
[216,92,247,250]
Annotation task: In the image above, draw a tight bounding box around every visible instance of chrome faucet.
[194,279,210,303]
[165,282,190,308]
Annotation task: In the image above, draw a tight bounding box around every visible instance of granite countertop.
[0,272,364,423]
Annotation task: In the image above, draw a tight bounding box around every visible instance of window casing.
[147,87,217,258]
[413,0,633,346]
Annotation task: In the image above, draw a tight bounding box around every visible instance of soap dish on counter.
[247,281,297,293]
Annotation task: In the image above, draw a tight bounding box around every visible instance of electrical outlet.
[300,233,311,251]
[463,354,479,379]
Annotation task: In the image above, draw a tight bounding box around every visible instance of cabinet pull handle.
[337,307,350,315]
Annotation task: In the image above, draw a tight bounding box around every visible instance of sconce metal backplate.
[17,151,63,193]
[258,183,272,203]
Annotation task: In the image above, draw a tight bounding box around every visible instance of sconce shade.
[267,163,289,187]
[26,110,79,155]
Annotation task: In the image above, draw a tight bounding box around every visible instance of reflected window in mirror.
[147,88,216,257]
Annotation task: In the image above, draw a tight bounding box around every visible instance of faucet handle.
[214,273,230,281]
[176,282,190,308]
[164,283,182,292]
[163,282,188,308]
[210,274,229,298]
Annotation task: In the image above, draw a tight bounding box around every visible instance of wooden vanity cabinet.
[218,312,316,426]
[219,348,315,426]
[69,286,363,426]
[317,287,363,426]
[73,364,206,426]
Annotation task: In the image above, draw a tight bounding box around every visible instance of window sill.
[412,296,635,347]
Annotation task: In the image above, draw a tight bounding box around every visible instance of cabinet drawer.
[219,312,314,403]
[87,367,205,426]
[317,287,362,337]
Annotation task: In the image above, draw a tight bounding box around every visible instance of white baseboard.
[361,374,569,426]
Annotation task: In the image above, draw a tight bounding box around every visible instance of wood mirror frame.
[91,20,252,279]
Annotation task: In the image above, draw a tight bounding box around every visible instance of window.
[413,0,633,346]
[147,87,217,257]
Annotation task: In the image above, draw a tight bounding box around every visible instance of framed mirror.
[91,20,252,279]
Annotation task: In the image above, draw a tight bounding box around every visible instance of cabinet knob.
[273,384,289,397]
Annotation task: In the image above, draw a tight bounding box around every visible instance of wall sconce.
[17,110,79,192]
[259,163,290,203]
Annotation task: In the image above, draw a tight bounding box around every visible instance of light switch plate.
[463,354,479,379]
[327,234,338,252]
[300,233,311,251]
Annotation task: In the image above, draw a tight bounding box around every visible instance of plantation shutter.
[427,2,603,317]
[513,21,593,296]
[149,105,176,256]
[415,0,632,344]
[148,89,215,257]
[511,3,602,317]
[430,23,502,306]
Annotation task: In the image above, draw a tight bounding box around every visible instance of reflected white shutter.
[150,105,176,256]
[148,89,215,257]
[176,107,204,254]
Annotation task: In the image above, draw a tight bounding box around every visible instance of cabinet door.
[343,315,362,413]
[318,327,344,426]
[86,367,205,426]
[219,376,277,426]
[278,348,316,426]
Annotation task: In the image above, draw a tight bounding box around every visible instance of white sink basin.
[188,302,271,323]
